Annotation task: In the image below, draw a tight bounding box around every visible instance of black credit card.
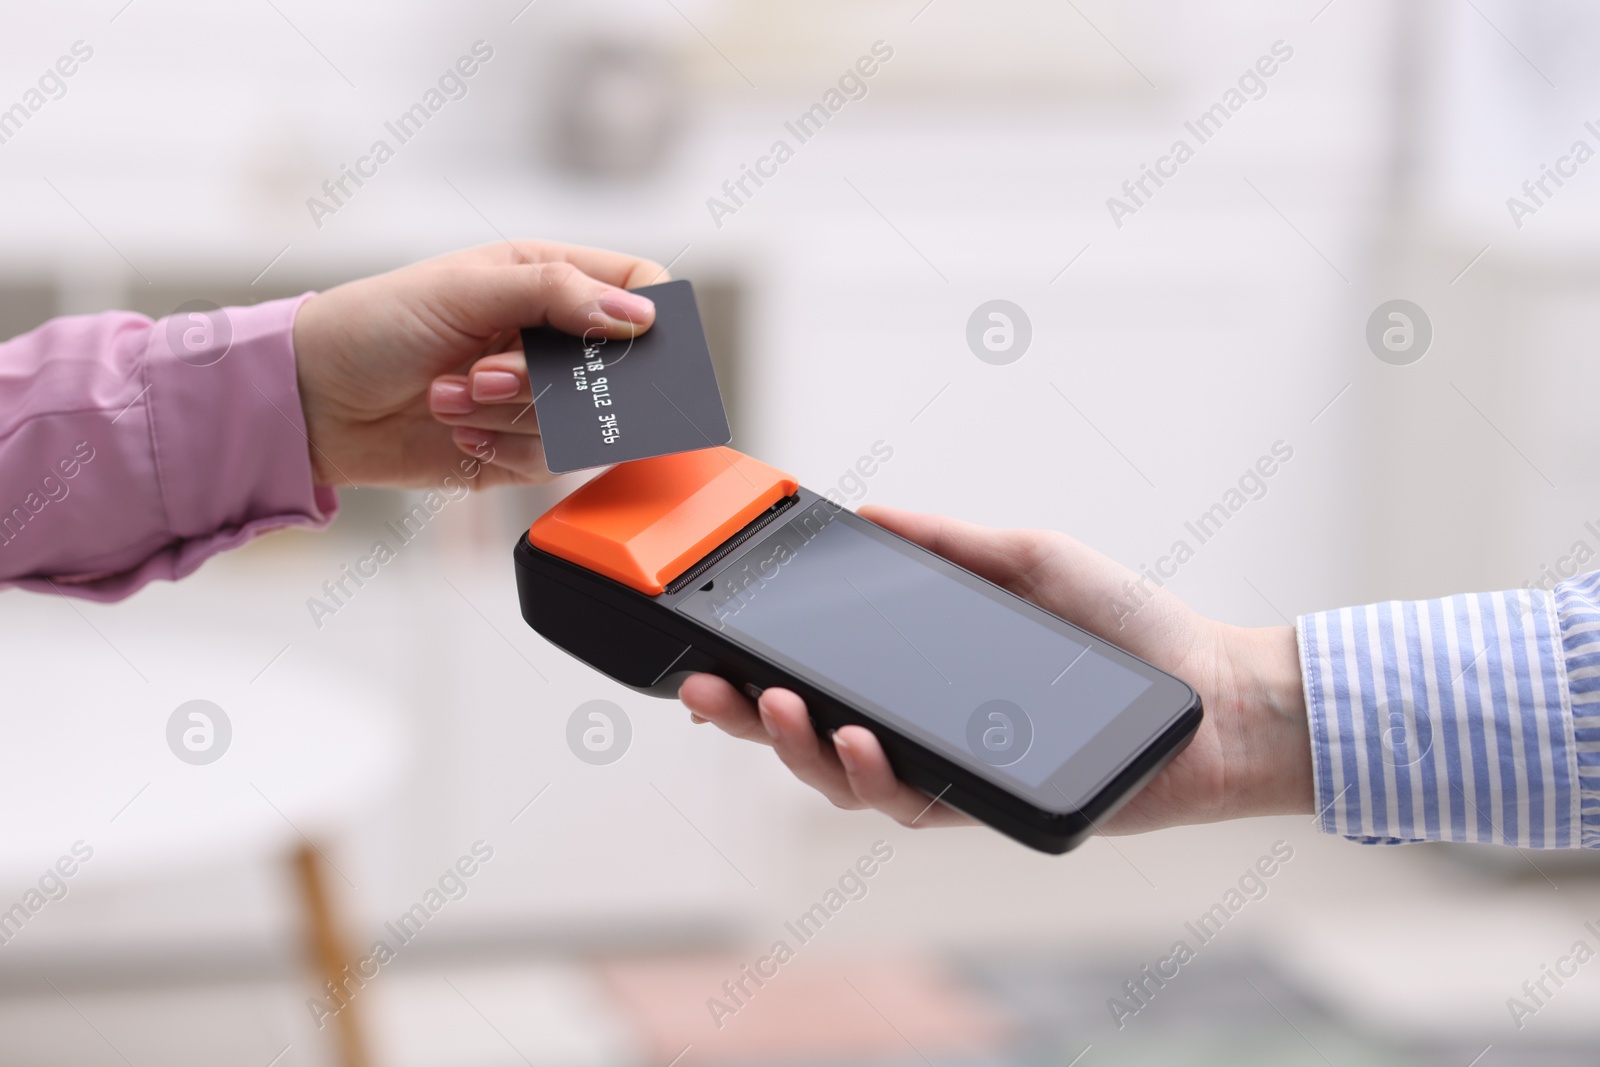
[521,279,732,474]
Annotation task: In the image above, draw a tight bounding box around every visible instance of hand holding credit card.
[521,279,732,474]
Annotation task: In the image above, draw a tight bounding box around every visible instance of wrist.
[1216,623,1315,819]
[290,293,346,487]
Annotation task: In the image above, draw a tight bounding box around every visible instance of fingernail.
[471,370,521,402]
[834,732,859,773]
[757,699,780,741]
[429,379,476,415]
[453,426,494,448]
[690,712,707,725]
[598,290,654,328]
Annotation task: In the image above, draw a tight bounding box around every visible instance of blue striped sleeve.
[1296,571,1600,849]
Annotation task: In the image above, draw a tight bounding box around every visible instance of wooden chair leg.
[291,842,373,1067]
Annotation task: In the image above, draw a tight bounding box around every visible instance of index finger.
[857,506,1055,591]
[557,243,671,289]
[452,240,669,289]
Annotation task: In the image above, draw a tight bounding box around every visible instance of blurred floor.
[6,951,1599,1067]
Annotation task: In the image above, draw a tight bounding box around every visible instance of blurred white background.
[3,1,1600,1064]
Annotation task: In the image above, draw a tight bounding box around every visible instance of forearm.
[0,297,337,601]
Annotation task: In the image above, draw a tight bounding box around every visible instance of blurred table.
[0,624,406,1067]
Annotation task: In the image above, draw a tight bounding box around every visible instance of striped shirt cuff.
[1558,572,1600,847]
[1297,577,1587,849]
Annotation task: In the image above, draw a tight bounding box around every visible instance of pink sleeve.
[0,294,339,602]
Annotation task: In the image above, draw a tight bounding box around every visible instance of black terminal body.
[516,489,1202,854]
